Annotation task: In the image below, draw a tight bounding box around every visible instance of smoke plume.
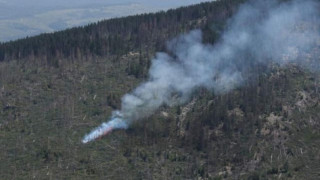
[82,0,320,143]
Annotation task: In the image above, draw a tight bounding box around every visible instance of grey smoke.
[117,0,319,125]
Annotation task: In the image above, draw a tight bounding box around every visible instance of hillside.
[0,0,244,63]
[0,0,320,179]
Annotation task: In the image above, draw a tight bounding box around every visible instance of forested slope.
[0,0,319,179]
[0,0,244,64]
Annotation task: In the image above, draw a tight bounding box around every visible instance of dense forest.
[0,0,244,65]
[0,0,319,179]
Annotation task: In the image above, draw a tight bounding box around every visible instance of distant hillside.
[0,0,319,179]
[0,0,244,65]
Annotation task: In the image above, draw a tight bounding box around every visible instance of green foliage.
[0,0,244,64]
[0,0,319,179]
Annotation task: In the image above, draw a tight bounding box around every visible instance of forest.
[0,0,319,179]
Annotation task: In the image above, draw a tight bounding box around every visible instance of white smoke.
[82,0,320,143]
[82,111,127,143]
